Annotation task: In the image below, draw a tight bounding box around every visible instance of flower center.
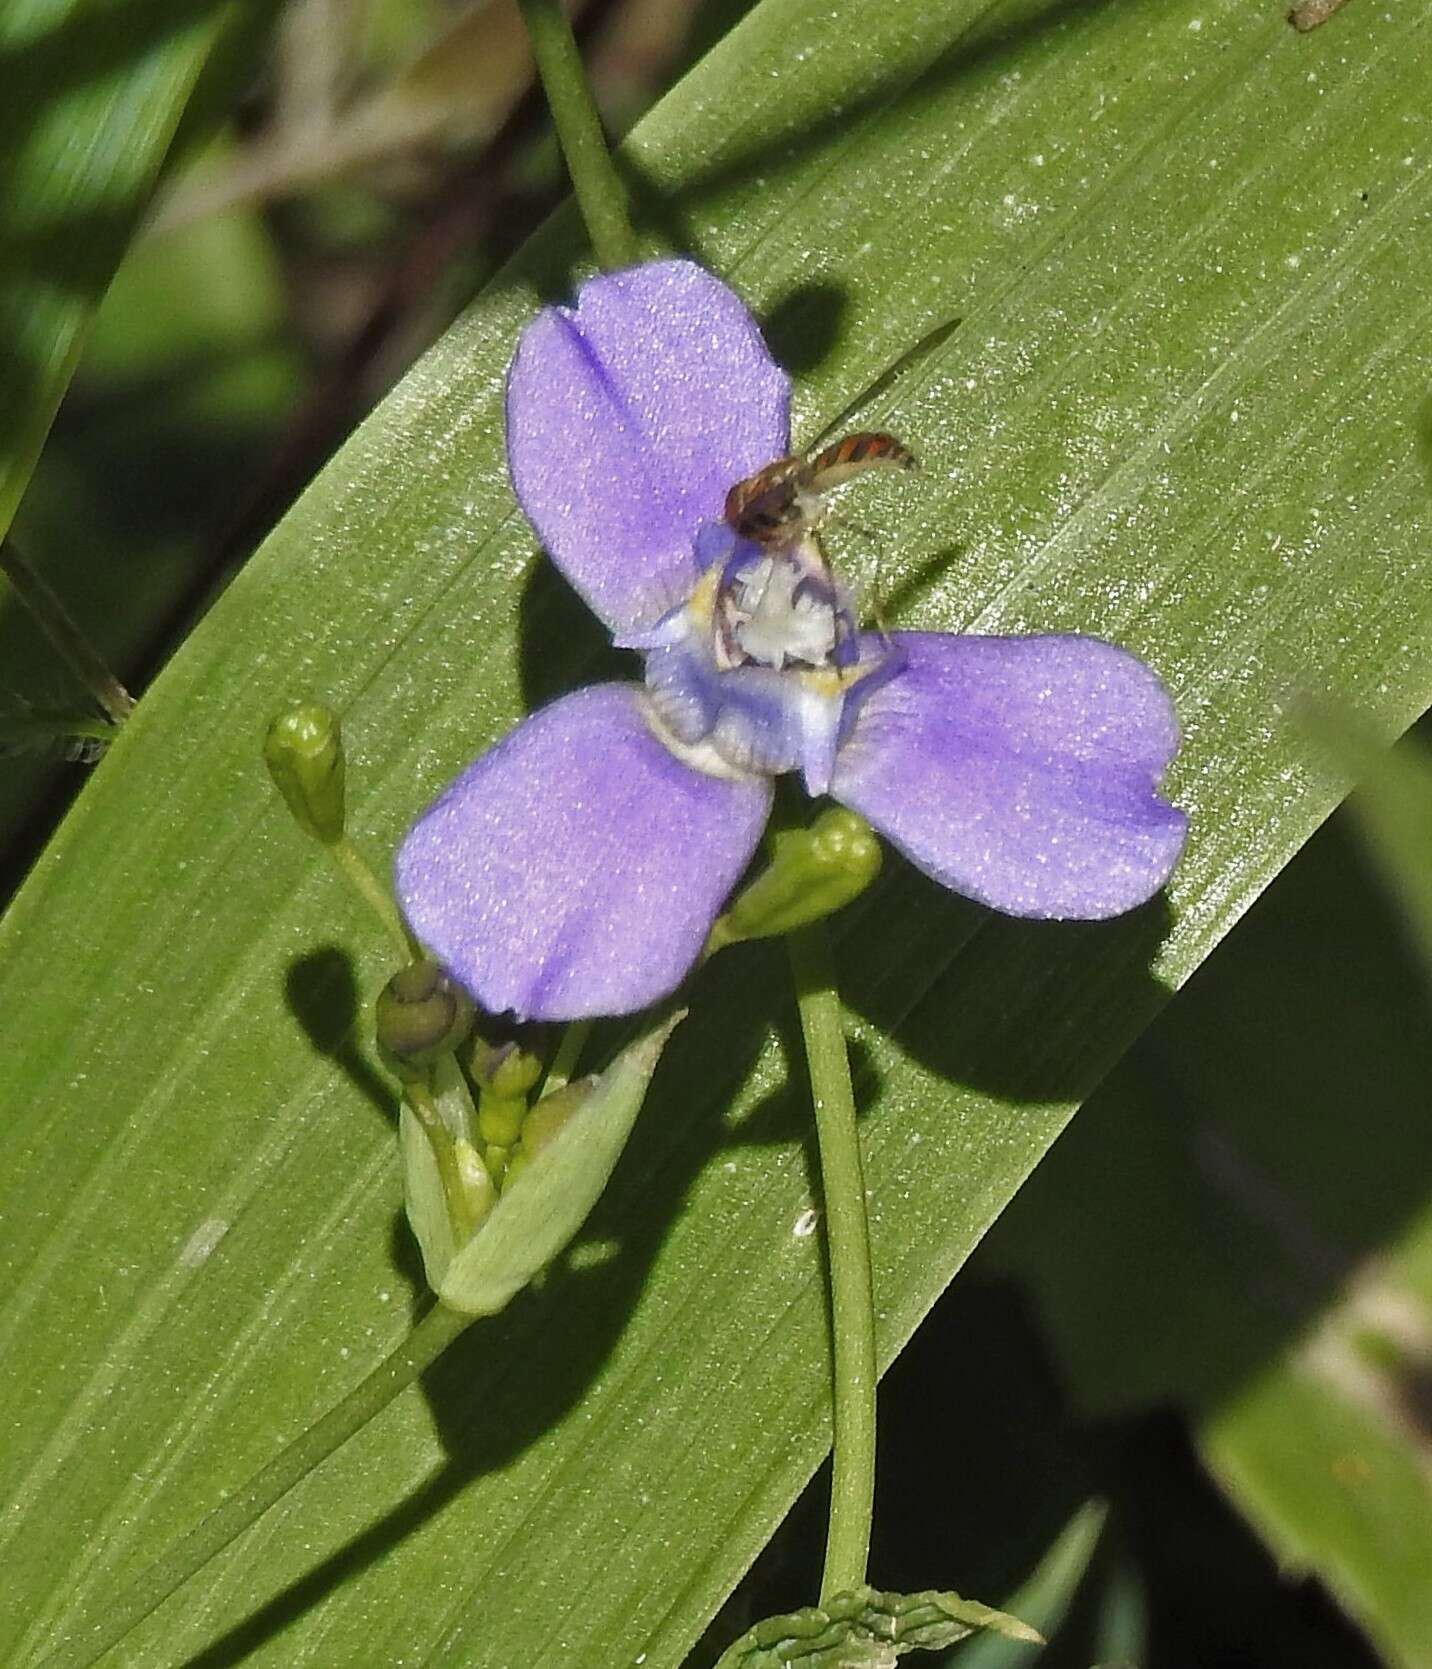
[713,540,855,672]
[635,527,897,796]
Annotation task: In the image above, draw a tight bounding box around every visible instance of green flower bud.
[465,1036,544,1097]
[710,807,882,948]
[376,959,475,1066]
[263,703,346,844]
[477,1093,526,1149]
[519,1077,595,1157]
[453,1137,497,1224]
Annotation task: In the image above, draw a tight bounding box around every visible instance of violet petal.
[395,684,772,1019]
[830,633,1187,919]
[506,260,791,635]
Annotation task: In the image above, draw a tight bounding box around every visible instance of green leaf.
[0,2,286,847]
[942,1502,1107,1669]
[713,1586,1040,1669]
[3,1,1432,1666]
[1,0,239,535]
[987,779,1432,1665]
[1203,1352,1432,1669]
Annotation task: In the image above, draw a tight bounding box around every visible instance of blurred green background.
[1,0,757,884]
[3,1,1429,1664]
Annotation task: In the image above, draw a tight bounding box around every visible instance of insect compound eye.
[755,500,799,535]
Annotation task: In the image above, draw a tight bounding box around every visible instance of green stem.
[328,834,417,963]
[787,920,877,1602]
[0,536,134,725]
[542,1017,592,1097]
[515,0,638,270]
[35,1301,474,1669]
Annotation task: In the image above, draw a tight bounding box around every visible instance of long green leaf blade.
[989,772,1432,1666]
[3,2,1431,1665]
[0,0,236,534]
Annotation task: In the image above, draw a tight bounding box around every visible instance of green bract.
[402,1020,680,1312]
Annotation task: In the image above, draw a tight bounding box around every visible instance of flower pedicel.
[396,260,1187,1020]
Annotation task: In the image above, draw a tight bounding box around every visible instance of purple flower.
[396,260,1186,1021]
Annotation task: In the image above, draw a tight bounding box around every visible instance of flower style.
[396,260,1187,1021]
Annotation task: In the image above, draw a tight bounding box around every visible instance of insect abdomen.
[806,432,916,492]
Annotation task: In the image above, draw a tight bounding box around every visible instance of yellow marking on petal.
[687,564,721,626]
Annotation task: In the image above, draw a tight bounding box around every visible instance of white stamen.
[729,555,837,668]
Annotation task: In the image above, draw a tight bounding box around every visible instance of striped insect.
[723,431,917,549]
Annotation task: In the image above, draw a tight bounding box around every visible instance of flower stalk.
[787,920,878,1601]
[329,834,417,962]
[542,1018,592,1096]
[35,1301,474,1669]
[514,0,638,270]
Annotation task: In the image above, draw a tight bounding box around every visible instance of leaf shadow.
[760,281,848,380]
[185,949,786,1667]
[828,846,1176,1107]
[283,947,399,1130]
[981,792,1432,1433]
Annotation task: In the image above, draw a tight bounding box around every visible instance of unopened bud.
[478,1093,525,1148]
[467,1034,540,1101]
[711,807,882,948]
[518,1077,595,1157]
[377,960,474,1066]
[264,703,346,844]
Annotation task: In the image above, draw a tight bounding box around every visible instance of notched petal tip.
[830,632,1188,921]
[505,260,791,636]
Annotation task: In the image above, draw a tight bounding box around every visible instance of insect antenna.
[803,315,961,452]
[877,545,967,623]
